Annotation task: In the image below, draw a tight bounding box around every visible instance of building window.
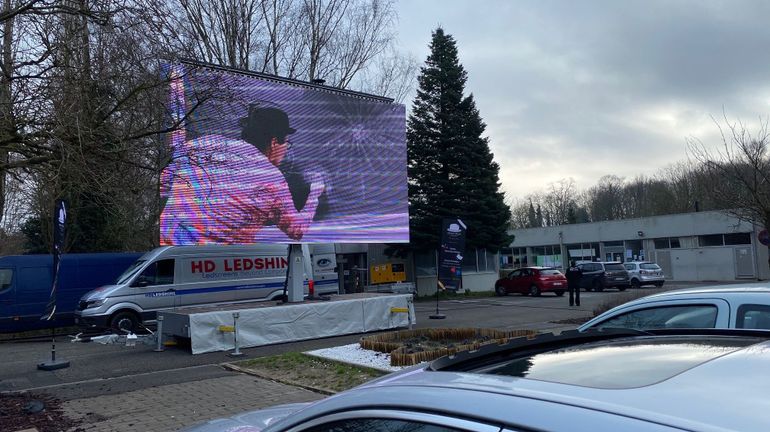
[724,233,751,245]
[532,244,562,267]
[654,237,681,249]
[567,243,598,262]
[699,234,724,247]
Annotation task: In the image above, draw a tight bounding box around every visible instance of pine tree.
[528,200,538,228]
[407,28,512,251]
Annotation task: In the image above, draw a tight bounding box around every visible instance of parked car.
[579,284,770,331]
[494,266,567,296]
[624,261,665,288]
[184,328,770,432]
[577,261,629,291]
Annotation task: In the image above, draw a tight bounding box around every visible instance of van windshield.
[116,260,147,285]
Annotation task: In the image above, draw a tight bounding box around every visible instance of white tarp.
[186,294,414,354]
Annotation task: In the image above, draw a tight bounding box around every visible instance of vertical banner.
[438,218,467,291]
[41,199,66,321]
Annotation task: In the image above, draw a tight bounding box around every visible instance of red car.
[495,266,567,297]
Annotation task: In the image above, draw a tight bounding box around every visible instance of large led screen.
[159,63,408,245]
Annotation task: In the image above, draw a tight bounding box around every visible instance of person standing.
[565,260,582,307]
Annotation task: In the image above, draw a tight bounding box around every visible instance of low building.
[504,210,770,282]
[350,244,499,297]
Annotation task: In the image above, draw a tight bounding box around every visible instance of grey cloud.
[397,0,770,197]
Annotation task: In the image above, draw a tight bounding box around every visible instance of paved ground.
[1,283,706,431]
[61,374,321,432]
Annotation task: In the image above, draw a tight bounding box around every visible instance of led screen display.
[160,63,408,244]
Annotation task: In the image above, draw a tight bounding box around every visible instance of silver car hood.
[180,403,310,432]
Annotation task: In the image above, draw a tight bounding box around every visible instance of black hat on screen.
[240,106,296,150]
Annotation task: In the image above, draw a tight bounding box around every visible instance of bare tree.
[687,116,770,269]
[152,0,412,99]
[354,48,417,104]
[174,0,264,69]
[585,175,626,221]
[541,178,577,226]
[508,197,532,229]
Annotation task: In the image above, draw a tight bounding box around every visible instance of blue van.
[0,253,142,333]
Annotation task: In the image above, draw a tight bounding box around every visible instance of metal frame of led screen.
[159,63,408,245]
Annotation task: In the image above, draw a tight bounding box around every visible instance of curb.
[222,363,336,396]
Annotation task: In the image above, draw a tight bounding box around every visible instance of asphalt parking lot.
[0,282,720,431]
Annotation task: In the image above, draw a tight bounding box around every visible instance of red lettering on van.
[265,258,275,269]
[280,257,288,268]
[254,258,264,269]
[242,259,253,271]
[234,259,242,271]
[224,260,233,271]
[191,260,216,273]
[191,261,203,273]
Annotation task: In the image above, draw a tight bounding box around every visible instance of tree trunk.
[0,0,13,226]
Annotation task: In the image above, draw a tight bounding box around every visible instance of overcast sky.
[395,0,770,201]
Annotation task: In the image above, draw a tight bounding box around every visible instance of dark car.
[577,261,629,291]
[495,266,567,296]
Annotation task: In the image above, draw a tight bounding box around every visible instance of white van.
[74,244,338,332]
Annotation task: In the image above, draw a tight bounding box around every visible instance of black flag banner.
[41,199,66,321]
[438,218,466,291]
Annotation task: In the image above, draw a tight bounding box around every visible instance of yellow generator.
[370,263,406,284]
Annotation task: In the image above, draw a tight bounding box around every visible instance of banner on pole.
[438,218,466,291]
[41,199,66,321]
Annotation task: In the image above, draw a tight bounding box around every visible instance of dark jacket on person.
[565,266,582,287]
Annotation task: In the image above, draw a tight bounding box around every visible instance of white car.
[579,284,770,331]
[623,261,665,288]
[184,328,770,432]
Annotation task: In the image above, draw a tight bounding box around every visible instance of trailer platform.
[158,293,415,354]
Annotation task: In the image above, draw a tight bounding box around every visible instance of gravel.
[306,343,421,372]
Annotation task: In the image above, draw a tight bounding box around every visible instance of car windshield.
[605,263,625,271]
[641,263,661,270]
[115,260,147,285]
[470,336,760,389]
[540,269,562,275]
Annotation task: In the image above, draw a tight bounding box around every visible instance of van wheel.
[110,310,140,333]
[631,279,641,289]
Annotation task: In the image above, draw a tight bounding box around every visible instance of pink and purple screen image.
[159,64,408,245]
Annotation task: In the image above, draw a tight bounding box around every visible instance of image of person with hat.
[160,104,325,244]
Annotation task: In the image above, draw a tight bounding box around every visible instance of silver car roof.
[264,332,770,432]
